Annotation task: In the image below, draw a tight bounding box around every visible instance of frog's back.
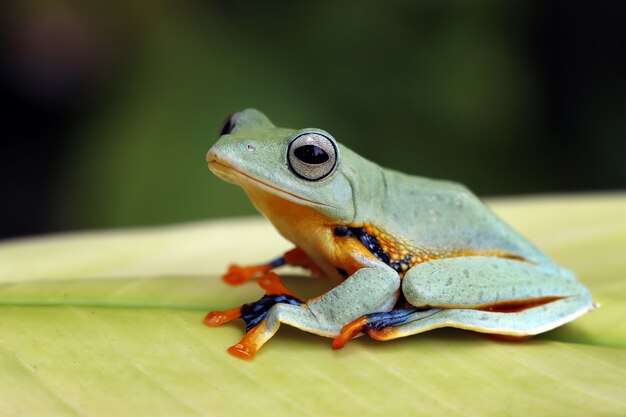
[351,163,556,269]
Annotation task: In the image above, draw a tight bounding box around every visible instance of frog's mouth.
[207,156,330,208]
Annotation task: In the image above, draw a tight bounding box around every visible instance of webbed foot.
[239,293,303,332]
[205,272,303,359]
[205,273,302,329]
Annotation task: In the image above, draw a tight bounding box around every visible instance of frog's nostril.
[219,112,239,136]
[206,149,218,162]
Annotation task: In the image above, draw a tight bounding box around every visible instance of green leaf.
[1,195,625,416]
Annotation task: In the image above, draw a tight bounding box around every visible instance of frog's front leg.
[335,257,595,346]
[222,247,324,284]
[209,263,401,359]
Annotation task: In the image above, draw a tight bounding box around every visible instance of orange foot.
[332,316,369,349]
[222,264,272,285]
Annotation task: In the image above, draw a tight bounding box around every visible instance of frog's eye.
[287,132,338,181]
[219,112,239,136]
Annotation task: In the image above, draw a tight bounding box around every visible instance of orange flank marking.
[257,272,297,296]
[222,264,272,285]
[227,323,266,360]
[203,307,241,327]
[479,296,565,313]
[284,247,325,276]
[344,223,531,278]
[452,249,530,264]
[332,317,369,349]
[485,334,531,342]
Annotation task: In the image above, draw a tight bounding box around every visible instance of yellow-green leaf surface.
[1,195,625,416]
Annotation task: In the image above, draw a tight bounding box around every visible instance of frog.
[204,109,595,360]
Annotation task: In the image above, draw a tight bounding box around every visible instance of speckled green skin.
[207,109,594,346]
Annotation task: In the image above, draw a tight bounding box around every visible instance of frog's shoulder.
[374,166,480,219]
[383,167,471,200]
[349,163,485,234]
[340,146,474,219]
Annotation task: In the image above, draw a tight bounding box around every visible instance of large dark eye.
[288,132,338,181]
[294,145,329,164]
[219,112,239,136]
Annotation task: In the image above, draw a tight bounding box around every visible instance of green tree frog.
[204,109,595,360]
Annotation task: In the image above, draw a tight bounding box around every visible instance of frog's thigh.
[402,256,588,308]
[249,264,401,349]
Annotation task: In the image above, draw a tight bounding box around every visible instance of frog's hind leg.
[364,294,592,341]
[378,257,594,341]
[335,256,595,346]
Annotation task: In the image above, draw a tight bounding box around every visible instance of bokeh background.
[1,0,625,239]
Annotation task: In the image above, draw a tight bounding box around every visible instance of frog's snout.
[207,147,222,164]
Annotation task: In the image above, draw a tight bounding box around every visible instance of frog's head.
[207,109,358,223]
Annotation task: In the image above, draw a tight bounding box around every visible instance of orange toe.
[223,264,272,285]
[227,343,256,360]
[204,307,241,327]
[258,272,296,296]
[332,317,369,350]
[365,326,395,341]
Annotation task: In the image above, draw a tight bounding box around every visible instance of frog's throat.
[208,160,331,208]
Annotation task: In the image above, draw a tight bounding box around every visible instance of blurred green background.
[1,0,625,238]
